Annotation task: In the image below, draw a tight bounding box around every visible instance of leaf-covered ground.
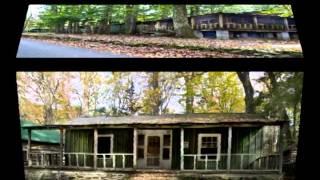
[22,33,303,58]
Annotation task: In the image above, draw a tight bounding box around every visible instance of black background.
[5,0,313,179]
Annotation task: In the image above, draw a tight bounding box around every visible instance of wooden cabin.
[23,113,288,179]
[21,119,60,166]
[134,13,298,40]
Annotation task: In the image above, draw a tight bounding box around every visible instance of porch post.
[227,127,232,172]
[27,129,32,166]
[283,18,289,31]
[279,124,284,174]
[133,128,137,169]
[94,128,98,169]
[59,127,65,168]
[218,14,224,28]
[253,16,258,29]
[180,128,184,170]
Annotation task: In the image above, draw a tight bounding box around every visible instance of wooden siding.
[231,127,264,169]
[65,129,94,166]
[65,129,94,153]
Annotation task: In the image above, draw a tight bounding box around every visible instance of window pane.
[138,135,144,146]
[207,155,217,160]
[98,137,111,154]
[163,135,170,146]
[138,148,144,159]
[163,148,170,160]
[201,148,217,154]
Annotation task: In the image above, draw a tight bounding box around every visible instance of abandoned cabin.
[114,13,297,40]
[21,119,60,166]
[34,13,298,41]
[23,113,289,179]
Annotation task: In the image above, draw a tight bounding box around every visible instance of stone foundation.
[193,30,204,38]
[25,168,284,180]
[276,32,290,40]
[216,30,230,40]
[265,33,275,39]
[239,33,249,38]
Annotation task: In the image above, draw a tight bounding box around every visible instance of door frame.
[136,129,172,169]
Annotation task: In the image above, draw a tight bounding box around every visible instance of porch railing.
[183,153,280,171]
[194,23,292,31]
[29,152,61,167]
[28,152,134,169]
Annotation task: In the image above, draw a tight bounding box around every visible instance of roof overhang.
[22,113,288,130]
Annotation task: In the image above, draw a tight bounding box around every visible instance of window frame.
[137,134,145,160]
[162,134,171,160]
[97,134,114,159]
[197,133,221,161]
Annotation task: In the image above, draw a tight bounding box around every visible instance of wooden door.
[146,136,160,167]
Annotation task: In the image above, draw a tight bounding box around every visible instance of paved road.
[16,39,130,58]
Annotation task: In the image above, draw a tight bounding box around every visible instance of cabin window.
[163,135,171,160]
[98,134,113,158]
[163,148,170,159]
[137,134,145,159]
[163,135,170,146]
[198,134,221,161]
[138,135,145,146]
[138,148,144,159]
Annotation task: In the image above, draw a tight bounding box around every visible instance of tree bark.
[173,5,196,38]
[185,75,194,114]
[44,106,54,125]
[151,72,161,115]
[68,21,73,34]
[125,5,137,34]
[237,72,255,113]
[267,72,294,146]
[98,5,113,34]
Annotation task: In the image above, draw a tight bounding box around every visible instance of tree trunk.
[237,72,255,113]
[125,5,137,34]
[293,103,298,140]
[185,74,195,114]
[68,22,73,34]
[99,5,113,34]
[51,5,60,33]
[151,72,160,115]
[76,22,81,34]
[173,5,196,38]
[267,72,294,147]
[58,22,65,33]
[44,106,54,124]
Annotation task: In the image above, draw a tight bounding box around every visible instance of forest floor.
[21,33,303,58]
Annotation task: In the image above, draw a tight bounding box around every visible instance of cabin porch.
[24,124,284,174]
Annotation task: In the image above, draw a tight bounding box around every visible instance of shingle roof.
[59,113,285,126]
[21,119,60,144]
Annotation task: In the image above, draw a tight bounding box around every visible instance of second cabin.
[115,13,298,40]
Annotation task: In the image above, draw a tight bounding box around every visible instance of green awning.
[21,119,60,144]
